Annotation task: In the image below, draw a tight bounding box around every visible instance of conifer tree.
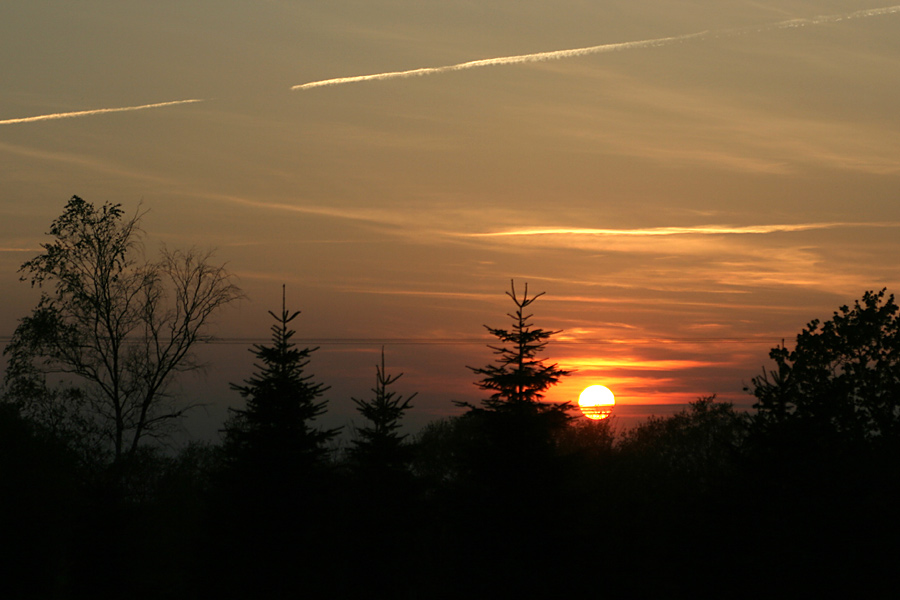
[224,286,338,471]
[349,348,416,473]
[466,280,572,412]
[214,288,341,600]
[456,280,574,519]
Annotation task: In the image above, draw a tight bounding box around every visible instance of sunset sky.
[2,1,900,439]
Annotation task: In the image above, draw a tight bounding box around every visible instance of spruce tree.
[466,279,572,412]
[349,348,417,473]
[214,287,341,599]
[457,280,574,476]
[455,280,575,547]
[224,286,338,472]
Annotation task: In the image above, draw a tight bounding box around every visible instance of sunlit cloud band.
[0,99,205,126]
[563,358,716,370]
[468,222,900,238]
[292,5,900,91]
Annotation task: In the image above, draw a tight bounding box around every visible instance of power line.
[197,335,782,346]
[0,335,779,346]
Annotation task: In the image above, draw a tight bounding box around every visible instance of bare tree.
[3,196,242,462]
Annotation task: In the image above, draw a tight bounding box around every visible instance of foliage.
[2,196,242,461]
[555,417,617,460]
[465,279,572,412]
[440,281,576,508]
[618,396,749,490]
[212,292,345,599]
[750,289,900,444]
[409,418,463,486]
[224,288,339,471]
[349,347,417,473]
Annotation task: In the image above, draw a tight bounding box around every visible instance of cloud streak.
[292,31,709,90]
[292,5,900,91]
[562,357,717,371]
[0,99,205,126]
[467,222,900,238]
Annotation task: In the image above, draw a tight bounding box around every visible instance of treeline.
[3,198,900,597]
[4,388,899,597]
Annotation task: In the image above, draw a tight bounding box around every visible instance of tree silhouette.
[750,289,900,445]
[619,396,749,492]
[224,286,339,472]
[466,279,572,411]
[2,196,242,462]
[447,279,575,573]
[740,293,900,595]
[213,287,343,599]
[349,347,416,474]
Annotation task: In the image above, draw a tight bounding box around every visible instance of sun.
[578,385,615,420]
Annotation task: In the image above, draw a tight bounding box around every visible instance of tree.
[223,286,339,472]
[466,279,572,411]
[3,196,242,462]
[452,281,574,507]
[618,396,749,491]
[213,289,343,599]
[750,289,900,444]
[349,347,417,473]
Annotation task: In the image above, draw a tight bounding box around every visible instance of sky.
[2,0,900,441]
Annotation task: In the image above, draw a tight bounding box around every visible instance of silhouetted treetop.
[350,347,416,473]
[465,280,572,411]
[750,289,900,444]
[3,195,242,462]
[224,286,338,470]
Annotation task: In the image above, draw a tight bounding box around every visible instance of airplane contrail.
[292,5,900,91]
[0,98,205,126]
[292,31,709,90]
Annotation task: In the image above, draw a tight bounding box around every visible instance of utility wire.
[0,335,779,346]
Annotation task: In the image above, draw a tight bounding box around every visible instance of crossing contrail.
[291,5,900,91]
[0,98,205,126]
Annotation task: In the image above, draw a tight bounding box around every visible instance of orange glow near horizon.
[545,371,717,410]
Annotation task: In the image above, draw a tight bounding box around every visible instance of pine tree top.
[224,286,338,467]
[466,280,572,410]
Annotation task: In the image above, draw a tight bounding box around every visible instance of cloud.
[207,193,416,229]
[0,99,205,126]
[291,5,900,91]
[466,222,900,237]
[563,357,717,371]
[0,140,179,185]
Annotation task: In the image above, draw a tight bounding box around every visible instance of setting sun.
[578,385,616,420]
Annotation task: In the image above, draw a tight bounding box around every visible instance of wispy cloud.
[466,222,900,238]
[208,193,410,229]
[563,357,717,371]
[0,99,205,126]
[0,141,178,185]
[291,5,900,91]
